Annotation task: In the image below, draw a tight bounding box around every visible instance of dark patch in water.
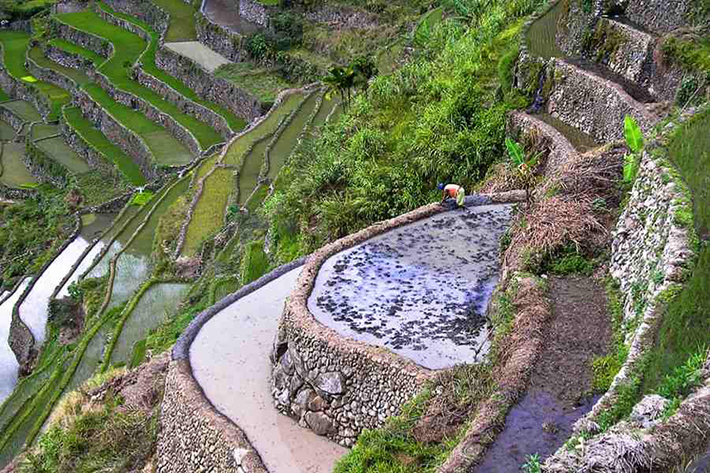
[471,392,599,473]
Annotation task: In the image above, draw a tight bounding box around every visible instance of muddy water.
[19,238,93,344]
[237,134,271,205]
[471,392,598,472]
[534,113,598,152]
[311,96,338,129]
[309,205,514,370]
[526,0,564,60]
[191,268,347,473]
[200,0,260,36]
[110,282,189,366]
[0,143,36,189]
[0,280,30,403]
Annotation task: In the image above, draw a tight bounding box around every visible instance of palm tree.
[322,66,356,108]
[350,55,378,91]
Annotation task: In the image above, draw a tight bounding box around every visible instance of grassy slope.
[97,2,246,133]
[272,1,532,256]
[0,30,70,120]
[57,9,222,150]
[642,109,710,393]
[151,0,197,42]
[215,62,292,104]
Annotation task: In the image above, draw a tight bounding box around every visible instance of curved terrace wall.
[0,45,52,119]
[158,258,307,473]
[543,109,703,470]
[73,88,160,181]
[195,11,246,63]
[273,193,525,445]
[546,58,656,143]
[156,44,263,121]
[0,104,26,133]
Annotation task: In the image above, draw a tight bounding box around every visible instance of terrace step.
[546,58,660,143]
[54,9,221,156]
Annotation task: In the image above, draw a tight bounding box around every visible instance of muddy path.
[471,276,612,472]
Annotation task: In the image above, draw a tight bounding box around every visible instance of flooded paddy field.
[309,204,514,370]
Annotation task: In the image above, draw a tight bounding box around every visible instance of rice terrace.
[0,0,707,471]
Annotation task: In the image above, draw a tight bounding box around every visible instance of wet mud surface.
[472,276,612,471]
[191,268,347,473]
[201,0,261,36]
[309,204,514,370]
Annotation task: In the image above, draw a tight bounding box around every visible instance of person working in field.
[438,183,465,208]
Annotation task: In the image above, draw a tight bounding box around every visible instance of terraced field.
[98,2,246,132]
[0,143,36,189]
[0,31,71,120]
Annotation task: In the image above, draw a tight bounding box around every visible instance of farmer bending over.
[438,183,465,208]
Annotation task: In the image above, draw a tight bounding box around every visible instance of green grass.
[63,107,146,186]
[240,240,269,284]
[215,62,293,104]
[182,167,234,255]
[28,46,92,86]
[48,39,105,65]
[1,99,42,122]
[57,8,222,151]
[0,31,70,120]
[151,0,198,42]
[97,2,246,133]
[641,110,710,399]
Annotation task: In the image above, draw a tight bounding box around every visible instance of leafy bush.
[274,0,538,252]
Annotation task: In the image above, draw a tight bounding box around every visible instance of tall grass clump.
[272,0,542,254]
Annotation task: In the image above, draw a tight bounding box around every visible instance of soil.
[471,275,612,472]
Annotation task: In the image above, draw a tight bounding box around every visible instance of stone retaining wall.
[24,140,71,188]
[25,47,80,94]
[0,104,26,132]
[624,0,695,34]
[570,118,698,433]
[58,111,128,184]
[51,20,113,58]
[507,111,576,175]
[156,44,263,121]
[158,257,307,473]
[272,204,458,445]
[73,88,159,181]
[239,0,270,27]
[103,0,170,36]
[546,58,656,142]
[0,47,51,119]
[195,13,246,63]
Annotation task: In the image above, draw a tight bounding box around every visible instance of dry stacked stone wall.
[546,58,656,142]
[0,105,25,132]
[507,111,576,175]
[155,46,263,121]
[195,13,246,63]
[239,0,271,27]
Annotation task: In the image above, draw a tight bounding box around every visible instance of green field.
[48,38,105,65]
[0,143,37,188]
[34,136,91,174]
[57,8,223,150]
[64,107,146,186]
[215,62,293,103]
[0,100,42,122]
[0,31,71,120]
[97,2,246,132]
[151,0,198,42]
[28,46,93,86]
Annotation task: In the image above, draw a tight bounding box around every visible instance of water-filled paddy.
[200,0,261,36]
[20,238,92,344]
[309,204,514,369]
[110,282,189,365]
[0,280,29,403]
[191,268,347,473]
[0,143,36,189]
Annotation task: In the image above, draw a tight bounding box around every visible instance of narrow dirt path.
[472,276,612,472]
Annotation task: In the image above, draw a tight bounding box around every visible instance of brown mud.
[471,275,612,472]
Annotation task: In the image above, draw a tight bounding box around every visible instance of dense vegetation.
[268,0,536,254]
